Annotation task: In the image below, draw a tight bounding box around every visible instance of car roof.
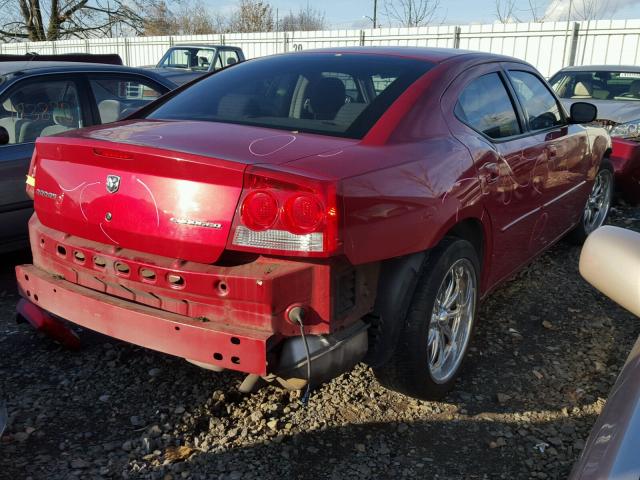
[0,61,177,86]
[170,45,238,49]
[298,46,524,65]
[0,61,150,75]
[557,64,640,73]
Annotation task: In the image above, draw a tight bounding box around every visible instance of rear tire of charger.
[374,237,480,400]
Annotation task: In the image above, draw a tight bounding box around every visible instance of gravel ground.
[1,205,640,480]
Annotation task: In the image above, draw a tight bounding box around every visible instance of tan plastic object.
[579,226,640,318]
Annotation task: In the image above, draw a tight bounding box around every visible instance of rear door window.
[0,78,82,144]
[193,49,214,70]
[219,50,240,68]
[455,73,521,139]
[508,71,565,131]
[89,76,164,123]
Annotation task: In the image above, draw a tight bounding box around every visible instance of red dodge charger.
[15,48,612,399]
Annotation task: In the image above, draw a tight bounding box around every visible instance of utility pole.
[562,0,574,66]
[373,0,377,28]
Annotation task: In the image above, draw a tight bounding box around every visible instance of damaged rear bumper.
[15,217,377,378]
[16,264,271,374]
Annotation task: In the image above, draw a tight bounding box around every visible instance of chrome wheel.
[428,258,476,384]
[583,168,613,234]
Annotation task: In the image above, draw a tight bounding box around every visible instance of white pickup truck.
[144,44,246,85]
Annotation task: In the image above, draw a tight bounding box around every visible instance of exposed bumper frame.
[16,264,271,375]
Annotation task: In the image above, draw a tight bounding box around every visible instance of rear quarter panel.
[287,137,486,267]
[286,59,489,282]
[339,138,484,265]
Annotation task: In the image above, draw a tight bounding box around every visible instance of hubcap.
[583,169,613,234]
[428,258,477,384]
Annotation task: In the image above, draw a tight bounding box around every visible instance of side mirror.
[580,226,640,317]
[570,102,598,124]
[0,126,8,145]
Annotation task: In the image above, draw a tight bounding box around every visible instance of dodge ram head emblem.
[106,175,121,193]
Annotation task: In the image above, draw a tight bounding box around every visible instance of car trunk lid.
[33,138,244,265]
[32,122,355,264]
[62,119,356,165]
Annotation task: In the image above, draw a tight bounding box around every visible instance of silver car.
[573,226,640,479]
[550,66,640,204]
[550,65,640,128]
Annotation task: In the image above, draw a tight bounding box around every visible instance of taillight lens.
[283,194,324,233]
[229,167,340,256]
[241,191,278,230]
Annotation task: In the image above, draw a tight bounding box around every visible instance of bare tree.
[541,0,619,22]
[526,0,549,21]
[495,0,551,23]
[494,0,519,23]
[143,0,176,35]
[0,0,154,41]
[279,6,325,31]
[572,0,617,20]
[228,0,273,33]
[143,0,224,36]
[209,11,230,33]
[175,0,218,34]
[383,0,441,27]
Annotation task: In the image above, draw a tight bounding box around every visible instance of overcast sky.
[213,0,640,28]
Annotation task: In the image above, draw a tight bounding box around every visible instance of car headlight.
[610,120,640,139]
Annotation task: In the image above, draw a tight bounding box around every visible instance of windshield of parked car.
[550,70,640,101]
[145,53,433,139]
[157,48,215,71]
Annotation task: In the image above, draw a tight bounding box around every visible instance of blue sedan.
[0,58,177,252]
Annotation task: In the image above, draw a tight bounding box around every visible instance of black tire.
[373,237,480,400]
[569,160,614,245]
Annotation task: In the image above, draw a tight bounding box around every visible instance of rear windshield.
[550,70,640,101]
[145,53,433,139]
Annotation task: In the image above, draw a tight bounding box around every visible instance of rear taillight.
[229,167,340,256]
[25,149,37,200]
[283,194,325,233]
[241,191,279,230]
